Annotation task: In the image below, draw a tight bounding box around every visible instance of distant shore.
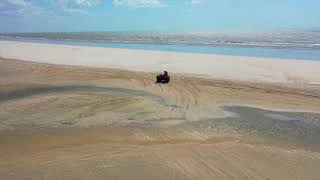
[2,31,320,60]
[1,41,320,85]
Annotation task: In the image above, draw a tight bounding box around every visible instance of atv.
[156,71,170,84]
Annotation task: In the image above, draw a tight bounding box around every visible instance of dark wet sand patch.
[0,85,170,106]
[211,106,320,151]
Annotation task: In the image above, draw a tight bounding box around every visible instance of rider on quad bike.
[156,71,170,84]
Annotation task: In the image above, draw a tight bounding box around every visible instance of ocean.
[1,31,320,60]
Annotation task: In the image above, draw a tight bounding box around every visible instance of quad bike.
[156,71,170,84]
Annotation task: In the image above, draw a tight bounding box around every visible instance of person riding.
[156,71,170,84]
[163,71,168,77]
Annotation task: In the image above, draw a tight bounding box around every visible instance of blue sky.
[0,0,320,33]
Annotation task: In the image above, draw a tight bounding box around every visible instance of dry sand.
[1,42,320,180]
[1,41,320,84]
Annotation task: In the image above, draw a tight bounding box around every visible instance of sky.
[0,0,320,33]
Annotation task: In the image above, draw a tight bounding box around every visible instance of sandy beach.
[2,41,320,84]
[1,41,320,179]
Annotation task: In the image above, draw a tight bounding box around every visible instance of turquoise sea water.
[1,31,320,61]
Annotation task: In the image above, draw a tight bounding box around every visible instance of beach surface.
[1,41,320,84]
[1,41,320,179]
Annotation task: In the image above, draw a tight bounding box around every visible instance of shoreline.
[1,32,320,61]
[1,41,320,84]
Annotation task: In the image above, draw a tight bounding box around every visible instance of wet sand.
[1,58,320,179]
